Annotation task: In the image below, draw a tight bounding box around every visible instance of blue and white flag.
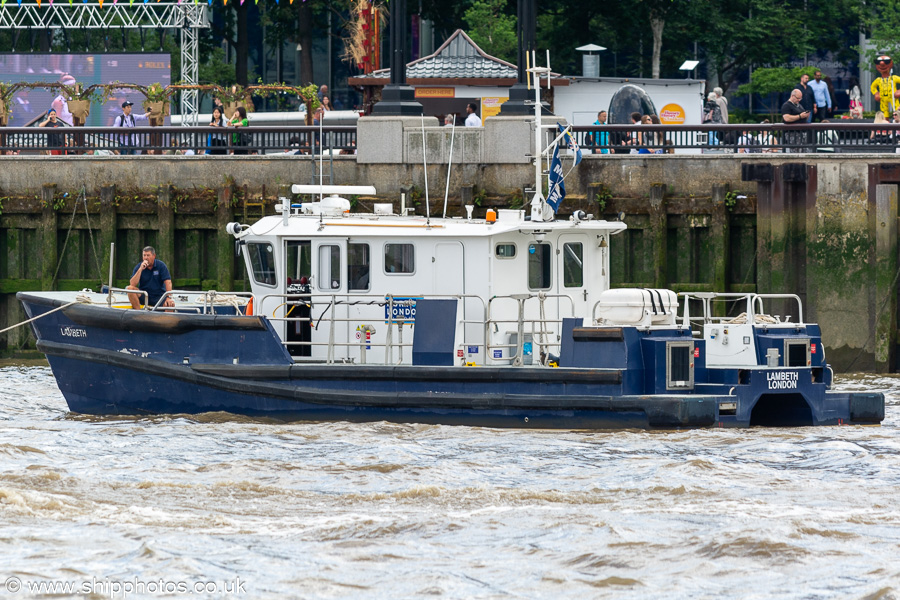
[558,123,582,166]
[546,143,566,213]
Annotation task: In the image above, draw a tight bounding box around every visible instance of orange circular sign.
[659,103,686,124]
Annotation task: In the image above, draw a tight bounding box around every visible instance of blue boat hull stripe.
[36,340,719,425]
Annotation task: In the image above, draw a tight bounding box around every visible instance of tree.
[864,0,900,60]
[463,0,517,63]
[734,65,818,112]
[689,0,860,94]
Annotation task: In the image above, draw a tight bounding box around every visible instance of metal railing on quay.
[570,123,900,154]
[0,125,358,156]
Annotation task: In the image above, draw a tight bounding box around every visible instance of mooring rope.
[0,299,86,336]
[50,187,105,289]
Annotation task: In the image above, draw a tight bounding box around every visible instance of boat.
[16,62,885,429]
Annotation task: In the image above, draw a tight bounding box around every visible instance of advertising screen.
[0,53,171,127]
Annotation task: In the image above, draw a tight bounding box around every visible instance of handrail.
[254,291,572,367]
[678,292,804,326]
[571,122,900,154]
[258,292,488,365]
[487,293,575,366]
[0,125,357,155]
[106,286,147,308]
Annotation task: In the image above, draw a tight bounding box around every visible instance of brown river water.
[1,361,899,599]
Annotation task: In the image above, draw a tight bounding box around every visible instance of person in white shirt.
[113,101,151,155]
[465,102,481,127]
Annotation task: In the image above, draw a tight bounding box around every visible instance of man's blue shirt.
[809,80,831,109]
[132,259,171,305]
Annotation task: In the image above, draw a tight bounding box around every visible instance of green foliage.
[735,66,819,97]
[724,190,740,212]
[508,189,525,210]
[199,48,237,88]
[143,83,172,103]
[593,184,612,212]
[863,0,900,62]
[463,0,517,63]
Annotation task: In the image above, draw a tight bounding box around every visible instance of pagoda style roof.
[349,30,533,86]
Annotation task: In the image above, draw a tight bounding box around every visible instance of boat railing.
[486,293,576,366]
[258,292,489,365]
[679,292,804,327]
[105,286,147,308]
[154,290,255,314]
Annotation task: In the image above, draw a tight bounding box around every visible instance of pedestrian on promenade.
[39,108,65,155]
[113,101,151,155]
[782,89,810,152]
[795,74,815,123]
[714,87,729,124]
[207,106,228,155]
[809,70,832,121]
[228,106,249,155]
[465,103,481,127]
[703,93,724,146]
[591,110,609,154]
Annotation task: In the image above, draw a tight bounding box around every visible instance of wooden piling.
[217,184,235,291]
[874,184,898,373]
[40,184,58,291]
[157,185,175,273]
[649,183,667,289]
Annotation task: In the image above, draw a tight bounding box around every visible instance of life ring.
[245,297,254,316]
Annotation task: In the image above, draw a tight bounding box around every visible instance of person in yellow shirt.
[871,55,900,115]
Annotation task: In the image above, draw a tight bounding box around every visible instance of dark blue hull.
[19,293,885,429]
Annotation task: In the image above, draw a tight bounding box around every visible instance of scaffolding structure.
[0,2,209,125]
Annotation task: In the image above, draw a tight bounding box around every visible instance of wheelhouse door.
[283,240,312,357]
[433,242,469,361]
[558,235,588,320]
[312,238,349,361]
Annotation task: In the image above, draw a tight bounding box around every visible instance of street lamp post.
[499,0,538,115]
[371,0,422,116]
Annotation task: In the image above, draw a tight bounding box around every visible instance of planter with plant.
[54,83,110,125]
[213,85,254,118]
[141,83,173,126]
[296,84,321,125]
[0,82,23,126]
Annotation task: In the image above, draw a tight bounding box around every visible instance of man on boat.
[127,246,174,309]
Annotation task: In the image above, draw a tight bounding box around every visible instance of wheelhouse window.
[247,242,276,287]
[318,245,341,290]
[285,241,311,287]
[528,243,552,289]
[348,243,370,291]
[385,243,414,274]
[495,243,516,259]
[563,242,583,287]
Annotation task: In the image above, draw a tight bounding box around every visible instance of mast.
[529,57,552,223]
